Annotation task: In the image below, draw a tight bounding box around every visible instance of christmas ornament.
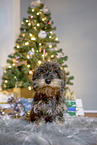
[39,47,42,52]
[15,56,20,62]
[48,21,50,25]
[43,49,45,55]
[27,50,34,56]
[38,30,47,39]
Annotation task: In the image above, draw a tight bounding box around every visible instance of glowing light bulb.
[26,20,28,22]
[29,71,32,74]
[49,44,52,48]
[37,12,39,15]
[49,36,52,38]
[5,80,8,83]
[9,65,11,68]
[32,9,34,12]
[55,37,58,41]
[31,37,36,41]
[39,43,41,46]
[45,53,48,56]
[38,60,42,65]
[25,42,29,45]
[37,23,40,26]
[17,45,20,48]
[50,31,53,34]
[21,22,24,25]
[31,15,33,18]
[27,55,30,59]
[28,23,31,26]
[2,111,5,115]
[30,33,32,37]
[31,48,34,52]
[51,55,54,58]
[42,18,45,21]
[13,63,15,66]
[27,65,30,68]
[28,86,32,90]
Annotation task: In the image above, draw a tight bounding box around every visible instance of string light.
[25,42,29,45]
[31,37,36,41]
[31,48,34,52]
[49,36,52,38]
[42,18,45,21]
[38,60,42,65]
[50,31,53,34]
[29,71,32,74]
[5,80,8,83]
[39,43,41,46]
[36,12,39,15]
[55,37,58,41]
[9,65,11,68]
[37,23,40,26]
[22,34,25,37]
[30,33,32,37]
[45,53,48,56]
[34,27,36,30]
[13,63,15,66]
[28,23,31,26]
[27,55,30,59]
[27,64,30,68]
[26,20,28,22]
[17,45,20,48]
[32,9,34,12]
[51,55,54,58]
[28,86,32,90]
[49,44,52,48]
[31,15,33,18]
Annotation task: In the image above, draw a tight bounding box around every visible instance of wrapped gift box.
[65,100,76,116]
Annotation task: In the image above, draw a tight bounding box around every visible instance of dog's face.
[32,62,66,92]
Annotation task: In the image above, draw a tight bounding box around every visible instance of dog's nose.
[45,79,51,84]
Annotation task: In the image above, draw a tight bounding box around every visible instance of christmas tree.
[2,0,74,96]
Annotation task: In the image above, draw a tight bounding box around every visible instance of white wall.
[0,0,20,83]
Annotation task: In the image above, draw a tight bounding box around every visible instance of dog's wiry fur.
[30,62,66,123]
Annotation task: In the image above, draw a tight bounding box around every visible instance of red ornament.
[28,16,31,22]
[48,21,50,24]
[43,49,45,55]
[39,47,42,52]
